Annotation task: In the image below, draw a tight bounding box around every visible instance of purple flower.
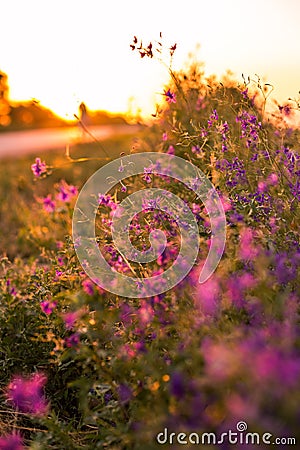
[241,88,248,99]
[118,383,132,404]
[6,373,48,416]
[0,433,24,450]
[56,181,78,203]
[207,109,218,127]
[65,332,80,347]
[40,299,57,315]
[31,158,47,177]
[62,310,82,330]
[82,278,95,296]
[6,279,17,297]
[163,89,176,103]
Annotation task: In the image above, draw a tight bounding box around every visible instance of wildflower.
[267,173,278,186]
[207,109,218,128]
[196,96,207,111]
[40,299,57,315]
[162,132,168,141]
[65,332,80,348]
[191,145,201,154]
[0,432,24,450]
[118,383,132,404]
[239,228,258,261]
[6,373,48,416]
[278,104,292,116]
[56,241,64,249]
[166,145,175,155]
[143,166,153,183]
[56,181,78,202]
[62,310,82,330]
[241,87,248,99]
[163,89,176,103]
[138,300,154,326]
[257,181,267,193]
[82,278,95,296]
[31,158,47,177]
[196,277,220,316]
[6,279,17,297]
[42,194,56,213]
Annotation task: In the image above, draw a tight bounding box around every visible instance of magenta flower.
[163,89,176,103]
[196,277,220,316]
[43,194,56,213]
[167,145,175,155]
[267,173,278,186]
[0,432,24,450]
[6,373,48,416]
[239,228,258,261]
[40,299,57,315]
[31,158,47,177]
[56,181,78,203]
[62,310,83,329]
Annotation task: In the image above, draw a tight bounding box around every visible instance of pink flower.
[6,373,48,416]
[40,299,57,315]
[196,277,220,316]
[82,278,95,296]
[162,132,168,141]
[166,145,175,155]
[43,194,56,213]
[239,228,258,261]
[257,181,267,193]
[31,158,47,177]
[267,173,278,186]
[62,309,84,329]
[0,432,24,450]
[56,181,78,203]
[138,300,154,326]
[163,89,176,103]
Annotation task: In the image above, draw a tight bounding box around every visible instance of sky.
[0,0,299,120]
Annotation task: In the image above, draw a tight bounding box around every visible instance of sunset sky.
[1,0,299,120]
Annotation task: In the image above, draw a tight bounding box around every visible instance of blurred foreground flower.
[0,433,24,450]
[6,373,48,416]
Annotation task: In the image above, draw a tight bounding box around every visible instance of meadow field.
[0,50,299,450]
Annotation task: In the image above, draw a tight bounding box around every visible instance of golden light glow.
[1,0,299,120]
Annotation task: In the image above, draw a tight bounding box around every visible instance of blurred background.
[0,0,299,131]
